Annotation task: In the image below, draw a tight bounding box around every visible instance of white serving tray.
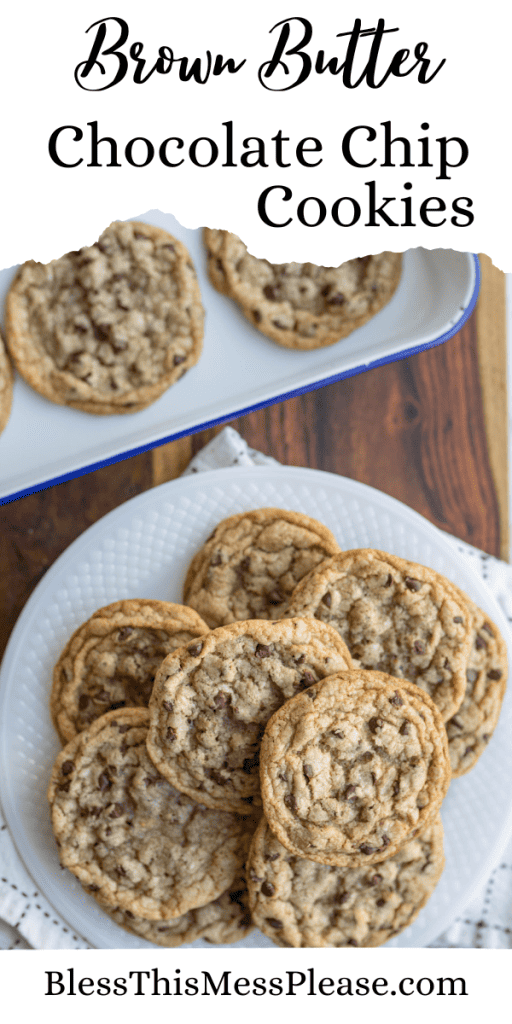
[0,466,510,949]
[0,212,478,503]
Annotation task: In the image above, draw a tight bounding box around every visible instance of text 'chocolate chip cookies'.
[204,229,402,350]
[5,221,204,414]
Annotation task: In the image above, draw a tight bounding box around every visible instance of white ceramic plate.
[0,213,478,502]
[1,465,510,949]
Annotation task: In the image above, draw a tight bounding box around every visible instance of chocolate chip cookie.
[51,599,209,743]
[183,508,340,627]
[286,549,473,721]
[204,229,402,350]
[446,598,508,777]
[260,671,450,866]
[5,221,204,414]
[0,330,13,436]
[247,814,444,947]
[97,872,252,946]
[48,709,256,920]
[147,618,353,813]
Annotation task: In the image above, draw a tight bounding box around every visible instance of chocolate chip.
[360,751,374,762]
[384,574,392,587]
[466,669,478,683]
[369,873,383,886]
[414,641,425,654]
[399,721,409,736]
[475,636,488,650]
[214,692,230,709]
[344,785,357,800]
[98,771,112,791]
[328,293,345,305]
[389,692,403,707]
[284,793,297,813]
[376,898,386,907]
[143,775,161,786]
[453,616,463,624]
[368,717,383,734]
[173,354,186,366]
[265,853,280,863]
[322,593,332,608]
[166,727,177,742]
[163,701,174,713]
[301,671,315,686]
[482,623,494,636]
[162,243,175,252]
[272,320,286,330]
[188,643,203,656]
[93,324,110,342]
[109,803,125,818]
[263,284,278,300]
[359,844,375,855]
[261,881,275,897]
[347,938,358,946]
[306,689,317,700]
[487,669,503,680]
[253,310,262,323]
[303,764,314,780]
[255,644,271,659]
[266,918,283,930]
[117,627,133,641]
[380,835,390,848]
[208,769,228,787]
[405,577,421,591]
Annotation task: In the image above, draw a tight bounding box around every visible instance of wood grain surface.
[0,266,507,662]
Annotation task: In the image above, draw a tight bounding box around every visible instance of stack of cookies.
[47,507,507,948]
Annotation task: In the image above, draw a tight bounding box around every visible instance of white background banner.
[1,1,510,266]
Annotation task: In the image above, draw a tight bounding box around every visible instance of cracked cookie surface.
[204,229,402,350]
[6,221,204,413]
[51,599,209,743]
[286,549,473,721]
[147,618,352,813]
[260,671,450,866]
[48,708,256,920]
[446,597,508,777]
[96,872,253,947]
[247,815,444,947]
[184,507,340,627]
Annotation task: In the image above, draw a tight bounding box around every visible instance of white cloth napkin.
[2,425,512,949]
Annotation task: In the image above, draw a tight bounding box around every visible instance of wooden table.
[0,256,507,660]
